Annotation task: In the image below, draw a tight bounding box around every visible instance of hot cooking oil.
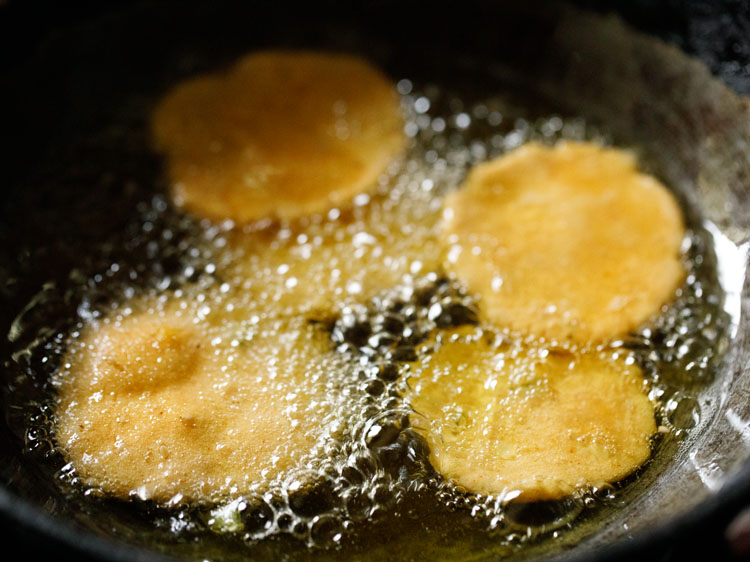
[2,73,734,562]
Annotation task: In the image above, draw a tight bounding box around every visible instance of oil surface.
[1,69,733,562]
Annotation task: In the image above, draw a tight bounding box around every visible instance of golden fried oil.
[3,75,734,562]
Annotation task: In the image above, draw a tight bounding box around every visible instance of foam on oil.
[4,77,733,559]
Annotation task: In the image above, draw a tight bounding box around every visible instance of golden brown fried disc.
[221,191,443,318]
[441,141,685,343]
[152,51,405,223]
[408,327,656,501]
[54,298,334,503]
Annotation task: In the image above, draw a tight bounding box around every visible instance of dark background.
[2,0,750,96]
[578,0,750,95]
[1,1,749,561]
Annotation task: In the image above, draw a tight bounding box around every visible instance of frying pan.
[2,1,750,560]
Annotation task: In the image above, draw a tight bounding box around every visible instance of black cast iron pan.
[2,1,750,560]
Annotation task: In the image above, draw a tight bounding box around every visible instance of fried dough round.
[441,142,685,343]
[408,327,656,501]
[54,298,334,503]
[152,51,405,223]
[222,192,443,319]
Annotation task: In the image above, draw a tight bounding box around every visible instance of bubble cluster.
[332,274,478,361]
[626,228,731,437]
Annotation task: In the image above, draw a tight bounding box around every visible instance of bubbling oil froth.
[5,79,731,554]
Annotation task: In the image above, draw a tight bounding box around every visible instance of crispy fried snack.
[55,299,333,503]
[221,194,443,318]
[152,51,405,223]
[441,142,685,343]
[408,327,656,500]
